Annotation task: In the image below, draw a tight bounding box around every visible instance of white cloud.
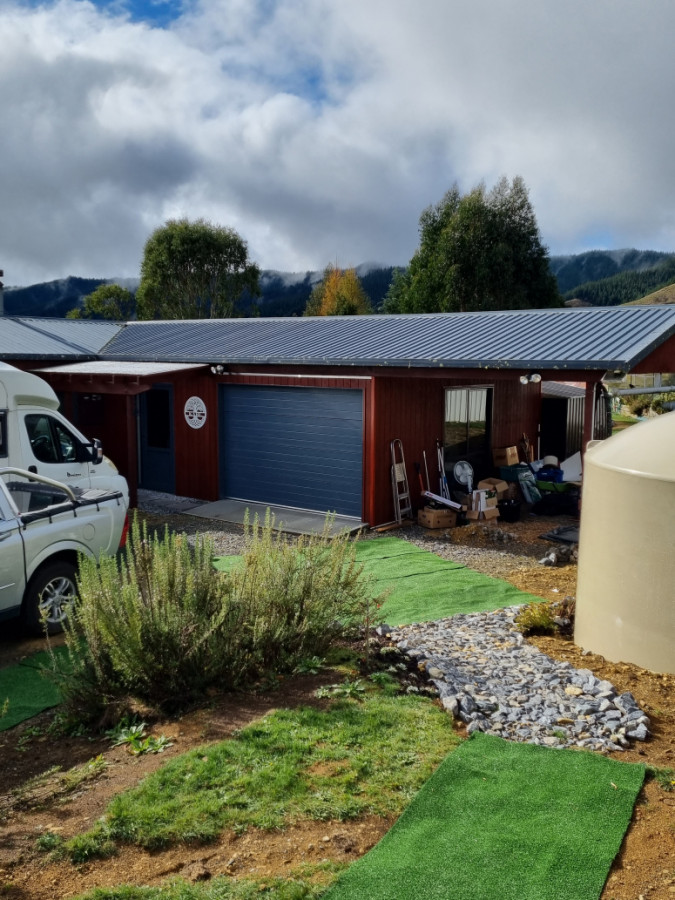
[1,0,675,285]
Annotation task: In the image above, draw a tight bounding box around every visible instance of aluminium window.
[443,387,493,472]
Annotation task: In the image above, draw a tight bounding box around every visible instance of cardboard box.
[465,506,500,522]
[473,489,498,511]
[492,446,519,467]
[477,478,509,498]
[418,507,457,529]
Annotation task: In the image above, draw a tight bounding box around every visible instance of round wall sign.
[184,396,207,429]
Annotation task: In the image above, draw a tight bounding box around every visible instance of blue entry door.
[139,384,176,493]
[219,385,363,517]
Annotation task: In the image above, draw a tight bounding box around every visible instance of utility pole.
[0,269,4,316]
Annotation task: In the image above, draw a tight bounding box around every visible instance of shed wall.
[370,374,540,525]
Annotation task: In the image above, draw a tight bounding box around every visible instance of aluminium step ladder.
[391,438,413,524]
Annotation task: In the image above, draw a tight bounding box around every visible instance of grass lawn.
[58,667,460,899]
[611,412,638,434]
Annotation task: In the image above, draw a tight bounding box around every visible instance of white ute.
[0,468,128,634]
[0,362,129,505]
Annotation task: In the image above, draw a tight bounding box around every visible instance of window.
[24,414,79,464]
[0,411,7,458]
[444,387,493,473]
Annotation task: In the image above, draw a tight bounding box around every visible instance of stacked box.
[418,507,457,529]
[492,446,519,466]
[461,489,501,522]
[476,478,509,498]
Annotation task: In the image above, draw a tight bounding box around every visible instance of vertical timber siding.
[369,374,540,525]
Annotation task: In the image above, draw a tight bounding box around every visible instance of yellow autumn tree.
[304,265,373,316]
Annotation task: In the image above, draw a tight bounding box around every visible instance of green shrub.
[51,513,380,724]
[515,597,575,636]
[515,601,557,635]
[624,392,675,416]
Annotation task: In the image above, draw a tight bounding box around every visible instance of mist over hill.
[4,250,675,318]
[3,265,398,319]
[549,249,672,295]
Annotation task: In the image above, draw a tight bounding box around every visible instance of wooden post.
[582,382,596,458]
[125,394,139,509]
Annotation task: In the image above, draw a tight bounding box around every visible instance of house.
[2,306,675,526]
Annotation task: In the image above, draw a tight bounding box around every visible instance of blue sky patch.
[18,0,186,27]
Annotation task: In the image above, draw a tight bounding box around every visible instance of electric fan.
[452,459,474,495]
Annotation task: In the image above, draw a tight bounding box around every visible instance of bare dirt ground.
[0,513,673,899]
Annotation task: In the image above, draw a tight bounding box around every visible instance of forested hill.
[549,248,673,294]
[555,253,675,306]
[5,251,675,317]
[3,266,397,319]
[4,276,109,318]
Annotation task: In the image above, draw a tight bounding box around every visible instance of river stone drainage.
[378,607,650,753]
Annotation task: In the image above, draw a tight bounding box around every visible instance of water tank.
[575,412,675,674]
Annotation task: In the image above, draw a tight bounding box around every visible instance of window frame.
[443,385,494,476]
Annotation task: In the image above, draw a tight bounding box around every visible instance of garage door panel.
[220,385,363,517]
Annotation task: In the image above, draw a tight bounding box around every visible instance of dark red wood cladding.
[631,334,675,374]
[33,364,543,524]
[170,371,219,501]
[368,374,541,525]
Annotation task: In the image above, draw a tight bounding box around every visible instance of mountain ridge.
[4,249,675,318]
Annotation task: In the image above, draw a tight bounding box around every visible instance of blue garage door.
[220,385,363,517]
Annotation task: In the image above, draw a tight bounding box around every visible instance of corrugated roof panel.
[16,318,124,353]
[542,382,586,398]
[0,318,123,359]
[101,306,675,370]
[0,319,93,358]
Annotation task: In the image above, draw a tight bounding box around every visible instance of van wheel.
[22,562,78,636]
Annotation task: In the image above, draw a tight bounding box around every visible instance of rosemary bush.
[52,513,379,724]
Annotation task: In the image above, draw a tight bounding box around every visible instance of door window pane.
[444,389,469,457]
[25,415,60,463]
[444,387,492,468]
[146,390,171,449]
[53,420,78,462]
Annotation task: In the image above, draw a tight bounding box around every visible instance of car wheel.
[22,561,78,636]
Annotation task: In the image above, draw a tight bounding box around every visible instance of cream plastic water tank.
[575,411,675,674]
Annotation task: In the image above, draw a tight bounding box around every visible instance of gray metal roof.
[0,318,124,360]
[542,382,586,398]
[100,306,675,372]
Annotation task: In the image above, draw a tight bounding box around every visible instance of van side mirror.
[90,438,103,465]
[78,438,103,465]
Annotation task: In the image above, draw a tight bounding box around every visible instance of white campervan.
[0,362,129,506]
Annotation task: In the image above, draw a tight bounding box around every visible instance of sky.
[2,0,675,286]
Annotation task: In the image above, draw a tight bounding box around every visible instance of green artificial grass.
[357,537,545,625]
[214,536,545,628]
[323,733,645,900]
[0,647,68,732]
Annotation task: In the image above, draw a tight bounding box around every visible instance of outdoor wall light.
[519,373,542,385]
[210,364,226,375]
